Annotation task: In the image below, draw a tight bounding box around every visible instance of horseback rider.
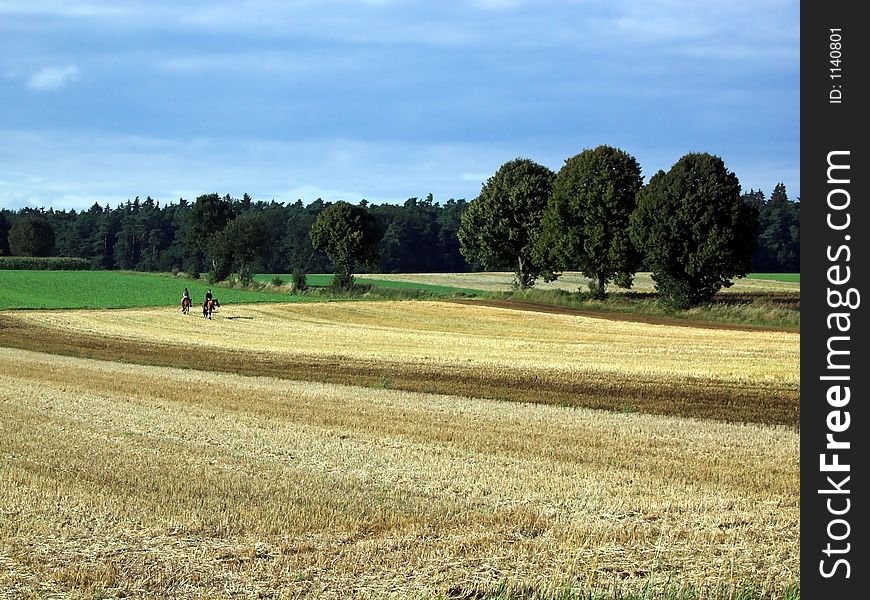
[182,287,190,301]
[205,288,213,303]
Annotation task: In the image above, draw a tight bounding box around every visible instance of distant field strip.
[746,273,800,283]
[0,300,799,425]
[0,347,799,597]
[256,273,481,295]
[365,272,801,294]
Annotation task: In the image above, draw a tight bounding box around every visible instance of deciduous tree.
[536,145,643,298]
[209,212,272,284]
[458,158,554,289]
[630,153,758,308]
[309,201,382,289]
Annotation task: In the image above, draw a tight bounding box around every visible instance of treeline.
[456,148,800,308]
[0,194,469,276]
[743,183,800,273]
[0,174,798,285]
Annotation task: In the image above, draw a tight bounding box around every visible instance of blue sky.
[0,0,799,211]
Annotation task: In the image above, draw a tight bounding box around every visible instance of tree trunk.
[516,256,528,290]
[596,275,606,299]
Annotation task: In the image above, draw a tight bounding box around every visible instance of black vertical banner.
[802,2,869,598]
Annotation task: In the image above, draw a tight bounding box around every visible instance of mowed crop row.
[0,347,799,598]
[0,301,800,425]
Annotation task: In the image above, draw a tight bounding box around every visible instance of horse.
[202,298,220,320]
[181,296,192,314]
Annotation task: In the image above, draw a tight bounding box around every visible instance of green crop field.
[746,273,800,282]
[255,273,480,295]
[0,271,296,311]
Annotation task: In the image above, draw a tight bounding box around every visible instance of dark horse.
[181,296,192,314]
[203,298,220,319]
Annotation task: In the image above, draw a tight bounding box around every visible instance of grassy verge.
[488,288,799,331]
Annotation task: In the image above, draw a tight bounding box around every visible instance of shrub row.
[0,256,91,270]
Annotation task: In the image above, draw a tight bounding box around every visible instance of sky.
[0,0,799,211]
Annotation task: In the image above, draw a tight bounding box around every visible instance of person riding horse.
[202,290,219,319]
[181,287,191,314]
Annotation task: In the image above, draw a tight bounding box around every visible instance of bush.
[0,256,89,270]
[291,269,308,293]
[186,261,200,280]
[271,276,284,286]
[238,265,254,287]
[330,271,353,290]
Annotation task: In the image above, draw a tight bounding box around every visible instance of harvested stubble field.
[0,300,800,597]
[0,301,798,425]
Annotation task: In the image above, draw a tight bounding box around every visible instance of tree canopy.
[630,153,758,308]
[209,212,273,284]
[0,212,10,256]
[309,201,382,288]
[536,145,643,298]
[457,158,555,289]
[745,183,799,273]
[8,214,55,257]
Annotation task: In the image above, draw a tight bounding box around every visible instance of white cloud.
[26,65,79,91]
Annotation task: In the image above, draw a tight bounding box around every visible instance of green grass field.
[746,273,800,282]
[255,273,481,295]
[0,271,294,310]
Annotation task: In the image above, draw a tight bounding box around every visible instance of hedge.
[0,256,91,270]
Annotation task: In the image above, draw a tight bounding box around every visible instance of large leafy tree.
[630,153,758,308]
[8,214,55,257]
[184,193,234,275]
[536,145,643,298]
[209,212,272,284]
[309,201,382,289]
[458,158,554,289]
